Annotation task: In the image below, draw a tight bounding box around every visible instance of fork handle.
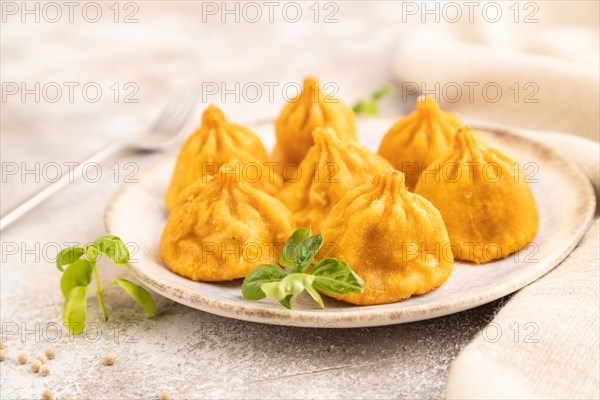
[0,140,128,231]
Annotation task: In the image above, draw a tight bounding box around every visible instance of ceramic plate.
[104,117,596,328]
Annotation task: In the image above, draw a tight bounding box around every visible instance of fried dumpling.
[169,171,215,211]
[316,168,453,305]
[160,170,294,281]
[414,127,539,264]
[378,96,463,191]
[164,104,278,211]
[273,77,357,173]
[278,127,391,232]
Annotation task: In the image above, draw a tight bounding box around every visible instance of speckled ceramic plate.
[104,117,596,328]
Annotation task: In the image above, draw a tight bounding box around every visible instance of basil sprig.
[56,235,155,334]
[242,228,364,309]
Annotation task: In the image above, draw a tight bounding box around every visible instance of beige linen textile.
[393,3,599,396]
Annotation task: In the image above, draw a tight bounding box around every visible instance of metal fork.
[0,86,200,231]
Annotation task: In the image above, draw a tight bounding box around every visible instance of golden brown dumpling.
[414,126,539,264]
[160,170,294,281]
[278,127,391,232]
[169,170,215,211]
[316,168,453,305]
[273,77,357,172]
[378,96,463,191]
[164,104,278,211]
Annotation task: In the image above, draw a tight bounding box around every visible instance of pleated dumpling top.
[378,96,463,190]
[278,127,391,232]
[160,170,294,281]
[317,168,453,305]
[164,104,277,211]
[415,127,539,264]
[273,76,357,172]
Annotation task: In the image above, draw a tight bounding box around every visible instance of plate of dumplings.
[105,77,596,327]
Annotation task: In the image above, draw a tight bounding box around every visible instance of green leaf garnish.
[56,246,85,272]
[305,285,325,309]
[93,235,130,265]
[292,233,323,273]
[260,273,316,310]
[241,228,364,309]
[352,84,393,115]
[279,227,311,268]
[278,295,293,310]
[311,258,364,294]
[242,264,287,300]
[62,286,88,335]
[55,235,154,334]
[109,279,155,318]
[60,259,93,298]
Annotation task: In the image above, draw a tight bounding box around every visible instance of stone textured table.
[1,3,504,398]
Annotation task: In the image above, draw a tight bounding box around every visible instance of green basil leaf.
[311,258,365,294]
[111,279,155,317]
[60,259,93,298]
[279,295,293,310]
[305,285,324,309]
[85,243,99,261]
[56,246,85,272]
[279,227,311,268]
[94,235,130,265]
[292,233,323,273]
[62,286,87,335]
[352,84,393,116]
[353,100,376,115]
[260,273,315,309]
[242,264,287,300]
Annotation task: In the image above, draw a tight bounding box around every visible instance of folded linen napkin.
[392,5,600,397]
[392,6,599,141]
